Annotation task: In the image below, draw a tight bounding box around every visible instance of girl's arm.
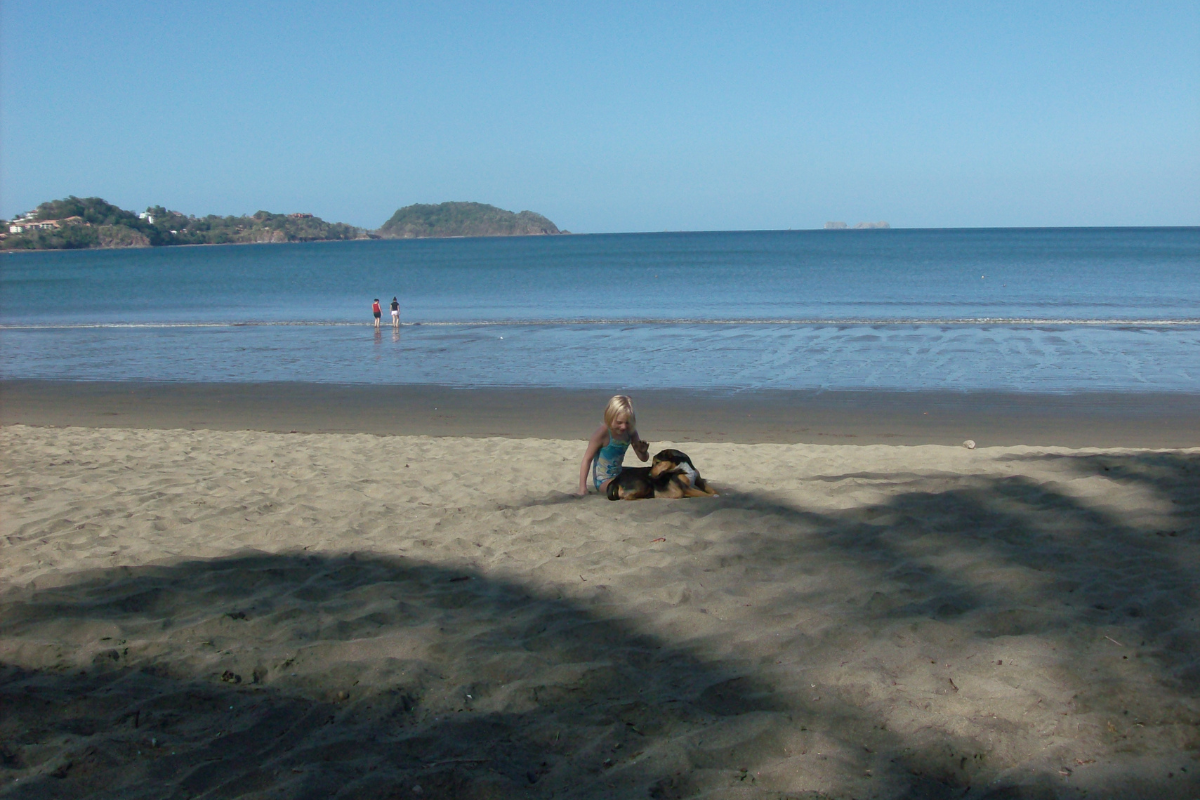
[630,429,650,461]
[577,425,609,495]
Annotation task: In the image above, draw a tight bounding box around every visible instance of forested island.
[1,197,566,250]
[378,202,562,238]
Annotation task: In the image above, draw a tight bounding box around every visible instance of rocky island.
[824,221,891,230]
[377,202,564,239]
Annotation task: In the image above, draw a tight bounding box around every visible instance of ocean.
[2,228,1197,392]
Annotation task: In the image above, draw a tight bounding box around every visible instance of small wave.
[3,317,1200,331]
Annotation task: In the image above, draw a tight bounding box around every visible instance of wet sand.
[4,379,1200,447]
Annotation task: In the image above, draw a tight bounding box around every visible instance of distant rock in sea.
[377,202,563,239]
[824,221,890,230]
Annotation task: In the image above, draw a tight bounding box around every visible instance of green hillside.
[2,197,364,250]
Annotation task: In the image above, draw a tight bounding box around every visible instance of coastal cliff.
[377,202,563,239]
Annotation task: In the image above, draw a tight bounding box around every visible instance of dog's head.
[650,449,692,479]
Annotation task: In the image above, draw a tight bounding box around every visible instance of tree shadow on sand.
[647,449,1200,797]
[1,552,798,800]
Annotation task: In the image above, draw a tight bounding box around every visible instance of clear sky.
[2,1,1197,231]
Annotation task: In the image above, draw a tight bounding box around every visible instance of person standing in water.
[390,297,400,328]
[372,298,382,329]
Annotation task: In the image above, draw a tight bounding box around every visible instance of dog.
[606,448,718,501]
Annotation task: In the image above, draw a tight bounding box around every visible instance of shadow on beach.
[1,451,1198,798]
[659,449,1200,795]
[2,552,788,799]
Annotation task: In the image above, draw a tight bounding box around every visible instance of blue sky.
[2,1,1197,231]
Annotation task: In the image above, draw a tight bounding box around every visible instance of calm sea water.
[2,228,1197,392]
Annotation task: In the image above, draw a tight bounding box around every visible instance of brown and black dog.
[606,449,718,501]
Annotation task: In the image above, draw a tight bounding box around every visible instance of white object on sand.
[963,440,976,449]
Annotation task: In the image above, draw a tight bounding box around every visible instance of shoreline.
[0,231,576,255]
[5,226,1198,255]
[0,236,375,254]
[4,379,1199,447]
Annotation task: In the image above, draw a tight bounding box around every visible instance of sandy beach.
[2,387,1199,798]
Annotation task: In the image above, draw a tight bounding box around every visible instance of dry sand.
[1,423,1198,799]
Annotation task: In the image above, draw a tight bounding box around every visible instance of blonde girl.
[577,395,650,496]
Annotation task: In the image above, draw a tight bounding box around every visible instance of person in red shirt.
[372,298,381,329]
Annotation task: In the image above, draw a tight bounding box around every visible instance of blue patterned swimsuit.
[592,432,630,490]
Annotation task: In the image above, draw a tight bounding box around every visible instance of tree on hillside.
[36,196,144,229]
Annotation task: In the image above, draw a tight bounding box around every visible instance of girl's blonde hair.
[604,395,636,429]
